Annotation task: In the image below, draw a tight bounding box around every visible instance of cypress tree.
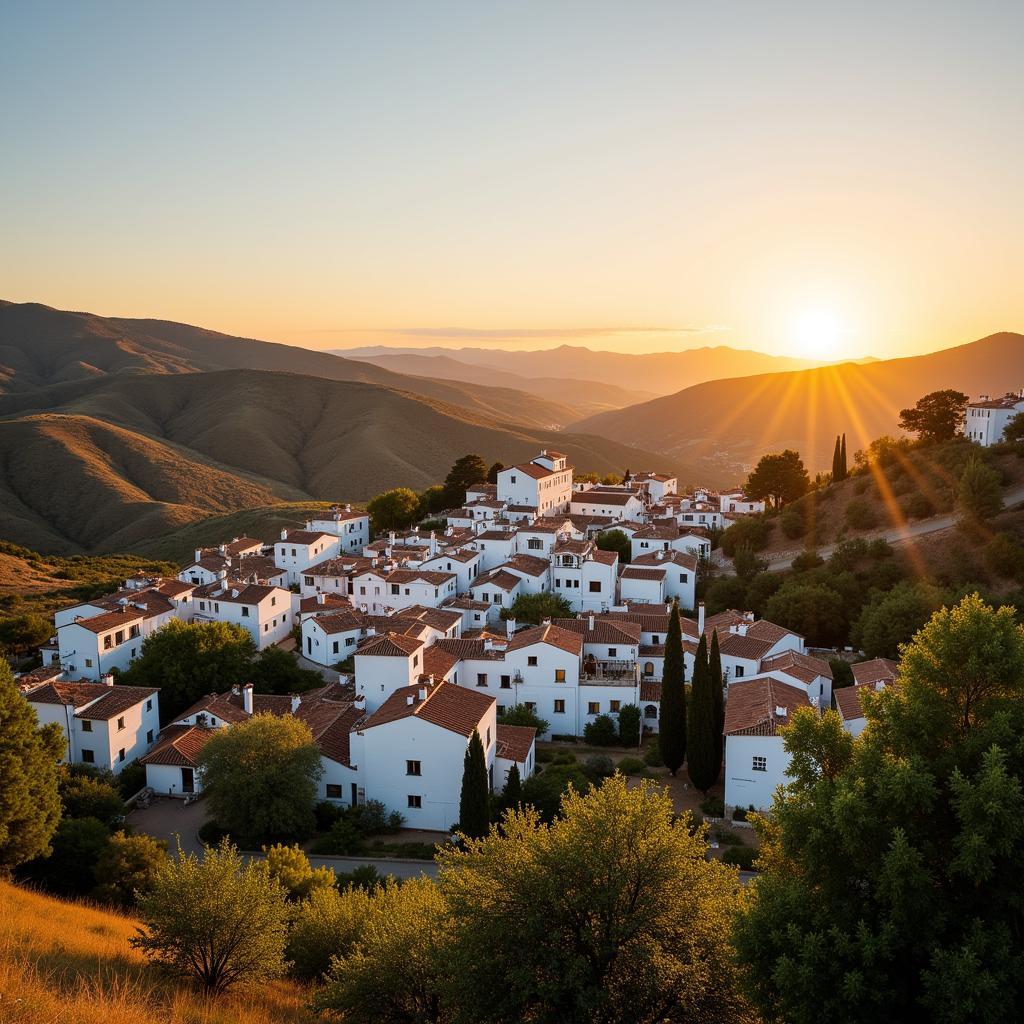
[459,729,490,839]
[709,629,725,770]
[831,435,842,483]
[658,601,687,776]
[687,635,719,793]
[840,433,848,480]
[502,763,522,808]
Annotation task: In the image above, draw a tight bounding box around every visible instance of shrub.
[902,491,934,520]
[615,757,649,776]
[315,799,344,832]
[521,764,592,821]
[721,517,772,556]
[311,817,364,855]
[551,751,578,765]
[846,499,879,530]
[263,842,335,901]
[197,820,230,846]
[288,884,371,979]
[643,745,664,767]
[335,864,386,891]
[985,533,1024,580]
[732,805,753,822]
[721,845,758,869]
[352,799,404,836]
[780,505,807,539]
[92,831,168,907]
[536,748,555,764]
[700,795,725,817]
[499,703,551,737]
[791,550,824,572]
[117,761,147,799]
[583,714,618,747]
[617,703,642,747]
[584,754,615,780]
[59,771,126,826]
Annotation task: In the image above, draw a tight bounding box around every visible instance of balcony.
[580,659,637,685]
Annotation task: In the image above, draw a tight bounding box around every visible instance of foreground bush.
[132,840,289,994]
[288,884,372,980]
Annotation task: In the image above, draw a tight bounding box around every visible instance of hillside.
[349,350,655,416]
[0,369,717,553]
[0,301,580,429]
[575,332,1024,475]
[338,342,823,396]
[0,880,311,1024]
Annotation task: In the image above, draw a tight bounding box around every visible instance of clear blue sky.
[2,1,1021,358]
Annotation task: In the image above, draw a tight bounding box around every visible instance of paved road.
[126,799,438,879]
[713,484,1024,575]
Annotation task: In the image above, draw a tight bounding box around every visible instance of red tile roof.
[355,632,425,658]
[834,685,870,722]
[140,725,214,768]
[851,658,899,686]
[361,681,494,737]
[495,724,536,763]
[507,623,584,656]
[724,677,811,736]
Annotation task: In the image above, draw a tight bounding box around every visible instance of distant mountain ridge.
[334,342,825,396]
[574,332,1024,475]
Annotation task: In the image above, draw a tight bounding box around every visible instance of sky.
[1,1,1022,361]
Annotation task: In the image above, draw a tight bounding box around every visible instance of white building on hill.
[964,392,1024,446]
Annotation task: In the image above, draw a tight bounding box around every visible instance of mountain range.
[0,302,718,553]
[337,342,823,396]
[575,332,1024,474]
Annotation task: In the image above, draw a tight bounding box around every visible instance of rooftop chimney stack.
[317,592,325,604]
[698,601,705,635]
[280,528,289,541]
[418,686,427,700]
[242,683,254,715]
[506,617,516,638]
[588,613,595,631]
[291,694,301,713]
[101,673,115,687]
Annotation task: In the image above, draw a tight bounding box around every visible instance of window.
[115,630,125,644]
[85,658,94,668]
[610,700,621,712]
[752,755,767,772]
[146,729,154,743]
[652,634,660,644]
[81,720,92,732]
[486,727,491,746]
[118,748,126,763]
[391,584,400,595]
[510,475,517,483]
[476,673,488,687]
[644,704,658,719]
[525,701,537,712]
[497,704,506,716]
[305,576,314,586]
[408,795,422,808]
[527,656,538,666]
[81,749,95,763]
[500,675,511,689]
[528,538,542,550]
[199,601,206,611]
[553,699,565,714]
[554,668,566,683]
[589,581,601,593]
[332,641,339,654]
[326,784,342,799]
[241,606,249,617]
[608,647,617,658]
[146,699,152,711]
[679,572,688,583]
[406,760,422,776]
[103,636,113,650]
[735,665,745,678]
[116,716,125,731]
[588,701,600,715]
[264,623,269,632]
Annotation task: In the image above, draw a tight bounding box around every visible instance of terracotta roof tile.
[139,725,214,768]
[506,623,584,656]
[851,658,899,686]
[724,677,811,736]
[360,681,494,736]
[495,724,536,763]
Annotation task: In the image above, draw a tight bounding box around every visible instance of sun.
[791,309,845,360]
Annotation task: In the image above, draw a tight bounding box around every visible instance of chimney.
[698,601,705,635]
[506,617,516,638]
[588,613,595,630]
[291,694,301,713]
[194,548,203,563]
[219,544,227,555]
[389,531,396,547]
[101,673,115,687]
[345,503,352,512]
[317,593,325,605]
[242,683,254,715]
[418,686,427,700]
[280,528,289,541]
[775,705,788,718]
[406,694,415,706]
[542,616,552,627]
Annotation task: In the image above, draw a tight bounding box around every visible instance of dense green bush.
[615,757,649,776]
[583,754,615,779]
[845,499,879,530]
[617,703,641,747]
[721,845,758,869]
[700,795,725,817]
[315,800,344,832]
[985,533,1024,580]
[720,516,772,556]
[643,745,664,767]
[582,714,618,746]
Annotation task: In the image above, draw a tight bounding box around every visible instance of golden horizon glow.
[790,309,847,360]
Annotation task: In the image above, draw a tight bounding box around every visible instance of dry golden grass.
[0,882,314,1024]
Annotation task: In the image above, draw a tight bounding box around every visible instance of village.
[10,446,914,835]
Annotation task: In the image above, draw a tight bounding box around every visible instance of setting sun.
[791,309,846,360]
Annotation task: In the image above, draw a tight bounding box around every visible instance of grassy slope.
[0,368,719,554]
[0,880,313,1024]
[575,332,1024,474]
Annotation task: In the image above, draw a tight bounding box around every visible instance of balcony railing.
[580,660,637,684]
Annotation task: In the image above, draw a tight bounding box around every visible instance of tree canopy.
[0,613,52,658]
[443,454,489,507]
[658,601,687,775]
[119,619,254,723]
[440,776,755,1024]
[498,702,550,737]
[686,635,720,793]
[502,591,572,625]
[459,729,490,840]
[198,714,323,845]
[898,389,969,444]
[734,594,1024,1023]
[957,455,1003,522]
[0,660,64,875]
[367,487,421,533]
[744,450,810,508]
[595,528,631,564]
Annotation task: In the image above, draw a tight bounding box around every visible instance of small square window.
[476,673,488,687]
[406,760,422,776]
[118,748,126,762]
[610,700,621,712]
[81,749,95,764]
[81,720,92,732]
[554,669,566,683]
[146,699,152,711]
[408,795,422,809]
[752,756,767,772]
[527,656,538,667]
[553,699,565,713]
[146,729,154,744]
[116,716,125,731]
[500,675,511,689]
[326,784,342,799]
[588,702,600,715]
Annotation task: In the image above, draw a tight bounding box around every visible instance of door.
[181,767,195,794]
[351,782,358,807]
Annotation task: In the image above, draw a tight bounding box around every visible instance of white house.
[632,549,697,609]
[836,657,898,736]
[301,607,365,666]
[23,677,160,774]
[351,569,458,615]
[628,525,711,562]
[192,581,293,649]
[496,451,573,515]
[470,529,520,572]
[353,632,426,713]
[274,530,342,586]
[723,676,812,810]
[570,489,645,521]
[550,540,618,612]
[964,392,1024,446]
[633,472,677,502]
[494,723,537,789]
[618,564,667,606]
[719,490,766,515]
[469,569,524,623]
[306,506,370,553]
[358,680,497,831]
